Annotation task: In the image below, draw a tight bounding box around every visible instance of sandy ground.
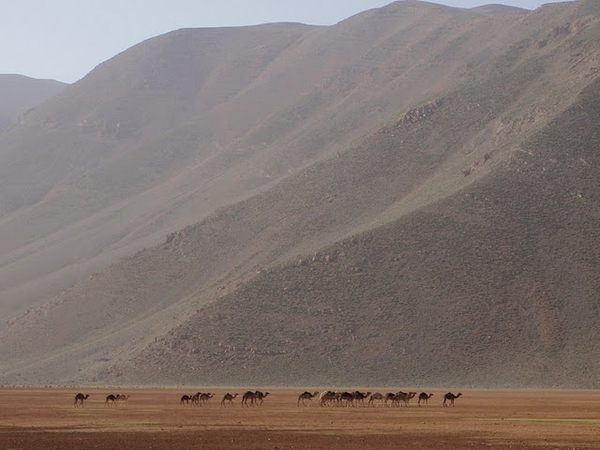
[0,388,598,449]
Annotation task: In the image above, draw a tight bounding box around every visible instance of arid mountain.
[0,0,599,388]
[0,74,66,133]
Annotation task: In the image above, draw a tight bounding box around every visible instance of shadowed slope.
[124,74,600,389]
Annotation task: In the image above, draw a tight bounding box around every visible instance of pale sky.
[0,0,575,83]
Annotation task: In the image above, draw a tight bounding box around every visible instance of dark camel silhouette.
[242,391,256,407]
[384,392,396,406]
[191,392,201,406]
[443,392,462,407]
[242,390,269,406]
[339,391,355,407]
[254,391,269,406]
[352,391,371,407]
[105,394,117,406]
[199,392,214,406]
[391,391,416,407]
[418,392,433,406]
[180,394,193,406]
[297,391,319,406]
[74,393,89,407]
[402,391,417,406]
[221,393,238,407]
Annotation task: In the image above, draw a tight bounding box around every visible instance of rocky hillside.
[0,0,599,388]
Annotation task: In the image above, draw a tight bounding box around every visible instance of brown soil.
[0,388,598,449]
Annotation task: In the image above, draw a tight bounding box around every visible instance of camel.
[319,391,338,407]
[390,391,416,407]
[116,394,130,402]
[74,393,89,407]
[105,394,117,406]
[418,392,433,406]
[297,391,319,407]
[443,392,462,407]
[191,392,202,406]
[384,392,396,406]
[199,392,214,406]
[221,393,238,407]
[180,394,193,406]
[254,391,269,406]
[368,392,385,407]
[391,392,404,407]
[389,392,402,407]
[242,391,256,407]
[403,391,417,406]
[339,391,355,407]
[352,391,371,407]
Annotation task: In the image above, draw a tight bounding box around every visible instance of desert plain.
[0,388,598,449]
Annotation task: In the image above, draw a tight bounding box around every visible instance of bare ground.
[0,388,598,449]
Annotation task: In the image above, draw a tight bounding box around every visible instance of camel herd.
[73,390,462,408]
[182,390,461,408]
[180,392,215,406]
[316,391,461,407]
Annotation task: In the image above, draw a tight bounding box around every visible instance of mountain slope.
[137,75,600,389]
[0,1,572,318]
[1,3,483,316]
[0,0,599,388]
[0,74,66,133]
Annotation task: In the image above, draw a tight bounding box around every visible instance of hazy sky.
[1,0,575,83]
